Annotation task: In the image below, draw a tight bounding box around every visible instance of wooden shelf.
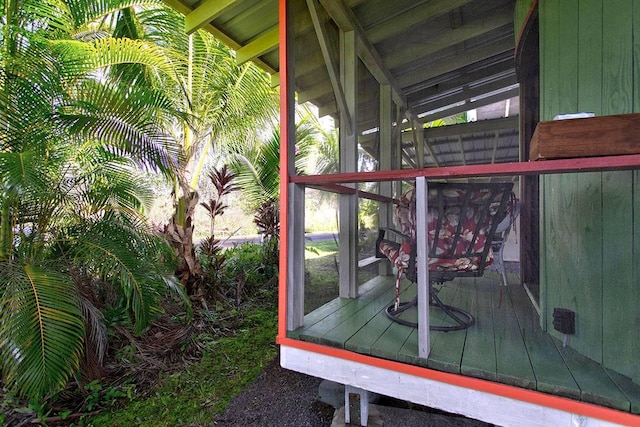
[530,113,640,161]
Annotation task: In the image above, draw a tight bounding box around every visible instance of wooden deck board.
[508,283,581,400]
[492,279,537,389]
[319,282,402,347]
[292,276,394,343]
[289,274,640,414]
[426,281,470,374]
[606,368,640,414]
[460,277,497,382]
[555,340,631,411]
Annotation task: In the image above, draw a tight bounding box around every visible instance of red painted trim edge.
[290,155,640,185]
[276,337,639,426]
[277,0,288,341]
[515,0,539,57]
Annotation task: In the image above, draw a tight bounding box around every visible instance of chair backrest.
[398,182,513,283]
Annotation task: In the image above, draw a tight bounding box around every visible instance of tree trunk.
[165,191,202,295]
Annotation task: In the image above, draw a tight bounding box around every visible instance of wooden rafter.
[458,135,466,165]
[163,0,278,75]
[418,86,519,124]
[398,37,514,88]
[383,7,513,71]
[185,0,238,34]
[317,0,407,109]
[365,0,473,44]
[236,25,279,65]
[306,0,353,134]
[410,73,517,113]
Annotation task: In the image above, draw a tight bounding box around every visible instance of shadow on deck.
[288,272,640,414]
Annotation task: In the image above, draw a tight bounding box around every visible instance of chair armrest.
[379,227,412,241]
[375,228,412,258]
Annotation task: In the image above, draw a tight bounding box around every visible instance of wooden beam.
[365,0,473,44]
[235,25,279,65]
[413,121,425,168]
[163,0,278,75]
[306,0,353,133]
[313,59,515,121]
[185,0,238,35]
[397,38,514,89]
[411,74,518,113]
[318,0,407,109]
[384,6,513,71]
[406,58,514,104]
[418,87,519,124]
[458,135,466,165]
[338,29,358,298]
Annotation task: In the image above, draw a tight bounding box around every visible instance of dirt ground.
[212,352,492,427]
[212,354,334,426]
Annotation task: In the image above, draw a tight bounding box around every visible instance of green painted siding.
[539,0,640,383]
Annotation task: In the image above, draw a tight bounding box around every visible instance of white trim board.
[280,345,624,427]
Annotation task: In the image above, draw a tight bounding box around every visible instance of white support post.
[338,29,358,298]
[287,183,306,331]
[344,385,369,426]
[415,177,430,358]
[378,84,393,277]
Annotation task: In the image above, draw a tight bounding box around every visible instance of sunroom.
[166,0,640,425]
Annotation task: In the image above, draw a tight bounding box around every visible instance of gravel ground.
[212,352,492,427]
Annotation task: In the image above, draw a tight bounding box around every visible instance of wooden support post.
[338,30,358,298]
[282,4,304,331]
[414,120,425,169]
[392,104,404,197]
[415,177,431,358]
[287,183,305,330]
[378,85,393,277]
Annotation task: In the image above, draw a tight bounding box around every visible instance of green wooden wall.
[537,0,640,383]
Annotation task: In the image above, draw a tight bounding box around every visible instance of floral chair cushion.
[378,185,510,279]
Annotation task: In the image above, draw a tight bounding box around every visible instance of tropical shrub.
[0,0,189,400]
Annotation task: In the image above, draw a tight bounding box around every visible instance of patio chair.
[375,182,513,331]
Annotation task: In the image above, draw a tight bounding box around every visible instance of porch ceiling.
[164,0,520,167]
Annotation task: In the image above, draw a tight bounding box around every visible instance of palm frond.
[0,262,84,399]
[69,219,179,334]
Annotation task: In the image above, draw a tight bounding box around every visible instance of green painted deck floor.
[288,274,640,414]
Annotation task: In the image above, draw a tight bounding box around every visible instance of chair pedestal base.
[385,292,475,331]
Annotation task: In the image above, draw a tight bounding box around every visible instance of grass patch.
[85,309,277,427]
[305,238,338,259]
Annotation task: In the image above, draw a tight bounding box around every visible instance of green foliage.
[87,308,277,427]
[199,242,277,306]
[0,0,190,400]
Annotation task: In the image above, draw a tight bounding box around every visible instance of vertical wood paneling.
[633,2,640,385]
[539,0,579,348]
[540,0,640,379]
[601,0,635,379]
[572,0,604,363]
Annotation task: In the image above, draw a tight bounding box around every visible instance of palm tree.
[227,113,318,265]
[0,0,188,399]
[148,16,279,295]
